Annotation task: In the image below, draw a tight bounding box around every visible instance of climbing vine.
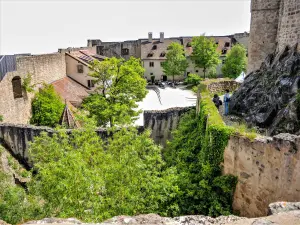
[22,73,35,93]
[164,93,237,217]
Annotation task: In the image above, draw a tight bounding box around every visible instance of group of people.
[212,89,231,115]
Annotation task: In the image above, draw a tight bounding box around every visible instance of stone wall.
[143,107,194,146]
[224,133,300,217]
[277,0,300,52]
[206,80,240,94]
[0,53,66,124]
[248,0,300,73]
[248,0,281,73]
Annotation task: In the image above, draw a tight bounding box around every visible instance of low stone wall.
[207,80,240,94]
[224,133,300,217]
[144,107,194,146]
[0,123,144,169]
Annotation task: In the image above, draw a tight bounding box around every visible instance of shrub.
[30,84,65,127]
[185,73,202,86]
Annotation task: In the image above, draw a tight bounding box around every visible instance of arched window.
[12,76,23,98]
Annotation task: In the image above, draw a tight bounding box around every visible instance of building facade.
[88,32,249,81]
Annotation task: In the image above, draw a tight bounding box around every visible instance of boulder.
[230,44,300,135]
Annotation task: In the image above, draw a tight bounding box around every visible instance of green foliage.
[22,73,35,93]
[162,42,188,82]
[30,84,65,127]
[222,44,247,79]
[0,171,44,224]
[0,115,3,122]
[185,73,202,86]
[164,94,237,217]
[26,125,179,222]
[82,57,147,127]
[191,36,221,79]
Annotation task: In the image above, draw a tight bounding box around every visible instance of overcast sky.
[0,0,251,55]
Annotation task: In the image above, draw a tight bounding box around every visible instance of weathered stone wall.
[206,80,240,94]
[96,40,141,60]
[277,0,300,52]
[248,0,281,73]
[0,123,144,168]
[0,53,66,124]
[248,0,300,73]
[144,107,194,146]
[224,133,300,217]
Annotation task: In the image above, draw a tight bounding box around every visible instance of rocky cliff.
[230,44,300,135]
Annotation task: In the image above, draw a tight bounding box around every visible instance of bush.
[30,84,65,127]
[185,73,202,86]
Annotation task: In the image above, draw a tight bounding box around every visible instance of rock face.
[230,45,300,135]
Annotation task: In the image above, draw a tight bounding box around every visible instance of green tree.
[30,84,65,127]
[162,42,188,83]
[191,36,221,79]
[222,44,247,78]
[27,124,179,222]
[82,57,147,127]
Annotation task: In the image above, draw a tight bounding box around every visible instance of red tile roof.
[52,77,89,107]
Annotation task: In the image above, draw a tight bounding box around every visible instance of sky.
[0,0,251,55]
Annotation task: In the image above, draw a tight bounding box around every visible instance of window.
[149,62,154,67]
[222,59,226,64]
[12,76,22,98]
[215,42,219,45]
[186,42,192,47]
[121,48,129,55]
[97,46,104,55]
[196,70,199,73]
[152,45,157,50]
[187,72,190,76]
[160,52,166,57]
[77,64,84,73]
[147,53,153,57]
[150,73,153,75]
[222,49,227,55]
[87,80,95,88]
[160,62,164,67]
[225,42,230,47]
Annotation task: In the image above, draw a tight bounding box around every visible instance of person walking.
[212,94,222,110]
[223,89,231,116]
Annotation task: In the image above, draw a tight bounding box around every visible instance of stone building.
[88,32,249,81]
[0,53,66,124]
[248,0,300,73]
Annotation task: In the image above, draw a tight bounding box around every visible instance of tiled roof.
[140,36,233,60]
[69,50,106,64]
[52,77,89,107]
[141,38,181,60]
[182,36,233,56]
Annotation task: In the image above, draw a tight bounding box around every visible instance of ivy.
[164,93,237,217]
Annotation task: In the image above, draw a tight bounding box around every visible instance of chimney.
[160,32,164,43]
[148,32,153,42]
[87,40,92,47]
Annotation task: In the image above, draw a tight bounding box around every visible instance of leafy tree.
[185,73,202,86]
[162,42,188,83]
[191,36,221,79]
[222,44,247,78]
[82,57,147,127]
[27,124,179,222]
[30,84,65,127]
